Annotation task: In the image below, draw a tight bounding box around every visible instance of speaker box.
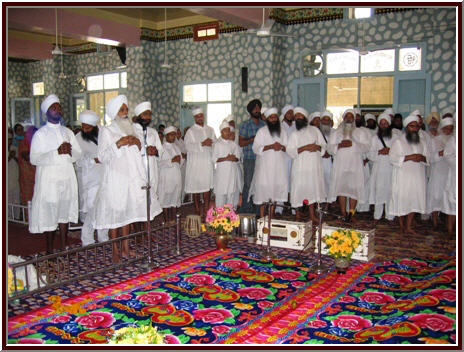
[241,67,248,93]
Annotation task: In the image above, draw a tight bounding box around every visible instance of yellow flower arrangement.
[205,204,240,234]
[108,325,165,344]
[8,266,24,296]
[322,229,363,259]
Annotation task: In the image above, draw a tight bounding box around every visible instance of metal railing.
[8,215,182,301]
[7,203,28,225]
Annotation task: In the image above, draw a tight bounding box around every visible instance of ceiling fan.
[50,9,69,79]
[246,8,297,38]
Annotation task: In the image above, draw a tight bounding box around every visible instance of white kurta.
[29,122,82,233]
[327,126,370,202]
[426,134,452,213]
[93,122,161,229]
[281,121,296,188]
[287,126,326,207]
[443,136,456,215]
[368,130,401,206]
[175,137,187,201]
[357,127,374,211]
[133,124,164,206]
[184,124,217,193]
[158,141,184,208]
[212,137,241,200]
[320,128,334,202]
[251,126,288,205]
[388,133,430,217]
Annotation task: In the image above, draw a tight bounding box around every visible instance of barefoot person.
[389,114,430,235]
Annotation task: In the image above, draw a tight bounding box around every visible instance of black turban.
[247,99,262,114]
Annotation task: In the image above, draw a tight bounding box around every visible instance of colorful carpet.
[7,250,456,345]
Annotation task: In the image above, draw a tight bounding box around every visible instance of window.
[346,8,373,20]
[327,77,358,127]
[193,22,219,42]
[360,76,394,105]
[181,81,232,137]
[360,49,395,73]
[32,82,44,96]
[86,71,127,125]
[327,51,359,75]
[399,47,422,71]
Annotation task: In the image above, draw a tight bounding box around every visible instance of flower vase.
[334,257,350,274]
[216,233,229,250]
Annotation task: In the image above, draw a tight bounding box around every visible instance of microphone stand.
[141,125,158,271]
[309,203,329,275]
[261,200,277,261]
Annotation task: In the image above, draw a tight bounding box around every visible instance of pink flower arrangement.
[205,204,240,234]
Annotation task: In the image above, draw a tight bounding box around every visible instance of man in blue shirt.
[239,99,265,213]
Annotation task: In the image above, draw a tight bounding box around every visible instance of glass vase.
[216,232,229,250]
[334,257,350,274]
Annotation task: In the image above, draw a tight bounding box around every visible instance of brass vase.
[216,233,229,250]
[334,257,350,274]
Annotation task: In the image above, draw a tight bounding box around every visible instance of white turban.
[279,114,285,122]
[365,113,376,122]
[439,118,454,129]
[383,108,394,117]
[41,94,60,114]
[404,114,420,127]
[106,95,128,121]
[164,126,177,135]
[261,107,268,115]
[134,102,151,116]
[411,109,421,117]
[79,110,99,126]
[377,113,391,125]
[309,111,321,123]
[354,108,361,115]
[426,112,440,125]
[230,127,235,132]
[282,105,294,116]
[192,107,203,116]
[219,121,230,131]
[342,109,356,120]
[225,114,234,122]
[321,110,333,120]
[293,107,309,118]
[264,107,278,118]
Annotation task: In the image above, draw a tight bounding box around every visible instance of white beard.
[320,124,331,137]
[342,121,354,139]
[114,115,135,136]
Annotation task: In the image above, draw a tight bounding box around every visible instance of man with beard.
[309,111,321,127]
[175,127,187,202]
[365,114,377,134]
[327,109,370,222]
[426,112,440,137]
[354,109,372,214]
[277,105,296,215]
[93,95,150,262]
[426,118,454,229]
[392,113,403,131]
[368,113,401,222]
[389,115,429,235]
[250,108,288,218]
[133,101,163,223]
[184,107,216,220]
[29,94,82,254]
[239,99,265,213]
[75,110,109,246]
[287,107,326,222]
[318,110,335,204]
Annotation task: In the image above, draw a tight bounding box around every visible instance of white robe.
[327,126,370,202]
[281,121,296,188]
[184,124,217,193]
[443,136,456,215]
[287,126,326,207]
[175,137,187,201]
[212,137,241,203]
[388,133,430,217]
[75,130,108,246]
[357,127,374,211]
[133,124,164,207]
[29,122,82,233]
[427,134,452,213]
[320,128,334,202]
[158,141,184,208]
[93,122,161,229]
[368,130,401,206]
[250,126,288,205]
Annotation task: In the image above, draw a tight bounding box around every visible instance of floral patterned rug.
[7,250,456,345]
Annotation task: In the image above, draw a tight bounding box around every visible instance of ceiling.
[7,7,292,61]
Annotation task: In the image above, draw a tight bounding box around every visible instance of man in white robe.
[228,126,244,209]
[354,108,372,213]
[287,107,326,222]
[365,113,378,135]
[277,105,296,215]
[319,110,335,204]
[212,122,241,208]
[93,95,155,262]
[389,115,430,235]
[367,113,401,222]
[426,112,440,138]
[328,109,370,222]
[175,127,187,203]
[132,101,163,221]
[184,107,216,219]
[443,133,456,235]
[427,118,454,228]
[251,108,288,218]
[29,94,82,254]
[75,110,109,246]
[159,126,184,223]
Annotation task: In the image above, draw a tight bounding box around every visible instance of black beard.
[377,126,392,139]
[367,123,376,130]
[137,117,151,128]
[405,129,420,144]
[355,119,364,128]
[81,126,99,145]
[420,124,426,131]
[266,119,281,137]
[295,117,308,130]
[392,121,403,130]
[251,111,261,119]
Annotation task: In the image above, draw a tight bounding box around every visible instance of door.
[291,77,325,113]
[394,73,431,118]
[10,98,34,128]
